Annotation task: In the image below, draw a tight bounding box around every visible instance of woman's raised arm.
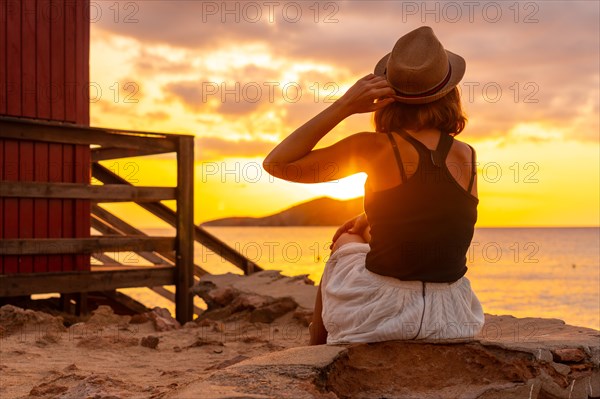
[263,74,395,183]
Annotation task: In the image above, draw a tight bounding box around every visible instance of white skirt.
[321,243,485,344]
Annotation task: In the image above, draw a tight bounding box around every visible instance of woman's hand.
[335,74,396,116]
[330,212,371,249]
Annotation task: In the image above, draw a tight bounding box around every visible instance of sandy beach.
[1,270,599,399]
[0,271,317,398]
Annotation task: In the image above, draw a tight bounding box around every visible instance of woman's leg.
[310,232,367,345]
[309,280,327,345]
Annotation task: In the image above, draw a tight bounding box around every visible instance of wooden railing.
[0,116,262,323]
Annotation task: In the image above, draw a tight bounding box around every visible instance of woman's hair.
[373,87,467,135]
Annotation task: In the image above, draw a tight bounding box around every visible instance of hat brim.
[374,50,465,104]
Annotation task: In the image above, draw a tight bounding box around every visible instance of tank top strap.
[431,132,454,168]
[385,132,407,182]
[396,130,453,168]
[395,130,430,155]
[466,144,476,193]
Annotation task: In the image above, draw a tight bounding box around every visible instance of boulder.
[166,315,600,399]
[192,271,306,323]
[147,307,181,332]
[140,335,160,349]
[250,297,298,323]
[84,305,131,328]
[0,304,66,337]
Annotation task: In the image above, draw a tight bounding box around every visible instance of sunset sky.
[89,1,599,227]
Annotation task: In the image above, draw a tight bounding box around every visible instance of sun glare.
[304,173,367,200]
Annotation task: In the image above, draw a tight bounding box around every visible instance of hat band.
[389,62,452,99]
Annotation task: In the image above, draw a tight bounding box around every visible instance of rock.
[29,383,69,396]
[129,313,150,324]
[190,281,220,310]
[76,335,139,349]
[199,293,299,324]
[187,337,224,348]
[293,307,314,327]
[198,306,236,321]
[29,372,145,399]
[195,271,318,310]
[210,287,239,307]
[183,321,198,329]
[551,362,572,376]
[193,272,311,324]
[231,293,269,311]
[85,305,131,328]
[147,307,181,332]
[287,274,316,285]
[250,297,298,323]
[206,355,250,370]
[552,348,586,363]
[167,314,600,399]
[63,364,79,372]
[35,333,61,347]
[140,335,160,349]
[0,304,66,337]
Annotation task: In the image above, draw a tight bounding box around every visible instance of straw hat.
[374,26,465,104]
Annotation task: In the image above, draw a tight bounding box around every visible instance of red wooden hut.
[1,0,91,274]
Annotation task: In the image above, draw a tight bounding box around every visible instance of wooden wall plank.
[34,141,49,272]
[22,0,36,118]
[74,0,91,269]
[75,146,91,271]
[75,0,89,125]
[0,182,177,201]
[50,0,65,121]
[19,0,37,273]
[62,144,74,271]
[0,120,176,151]
[0,267,176,297]
[64,0,75,123]
[4,139,19,274]
[0,0,7,114]
[47,142,63,272]
[34,0,50,272]
[0,237,176,255]
[6,0,21,116]
[0,139,4,273]
[0,0,3,263]
[18,141,34,273]
[36,0,51,119]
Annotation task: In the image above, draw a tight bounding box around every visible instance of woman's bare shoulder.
[452,137,476,158]
[344,131,387,150]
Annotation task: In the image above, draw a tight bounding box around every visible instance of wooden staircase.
[0,116,262,323]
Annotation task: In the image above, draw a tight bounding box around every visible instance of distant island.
[202,197,364,227]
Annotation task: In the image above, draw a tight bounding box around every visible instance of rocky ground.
[1,270,598,399]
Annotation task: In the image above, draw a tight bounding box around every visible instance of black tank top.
[364,130,478,283]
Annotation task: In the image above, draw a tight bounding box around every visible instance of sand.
[0,271,315,398]
[1,270,598,399]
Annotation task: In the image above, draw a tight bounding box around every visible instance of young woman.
[263,26,485,345]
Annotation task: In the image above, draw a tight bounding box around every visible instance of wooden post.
[175,136,194,324]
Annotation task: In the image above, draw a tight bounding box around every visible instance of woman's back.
[364,129,478,282]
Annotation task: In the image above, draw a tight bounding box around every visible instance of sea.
[119,227,599,331]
